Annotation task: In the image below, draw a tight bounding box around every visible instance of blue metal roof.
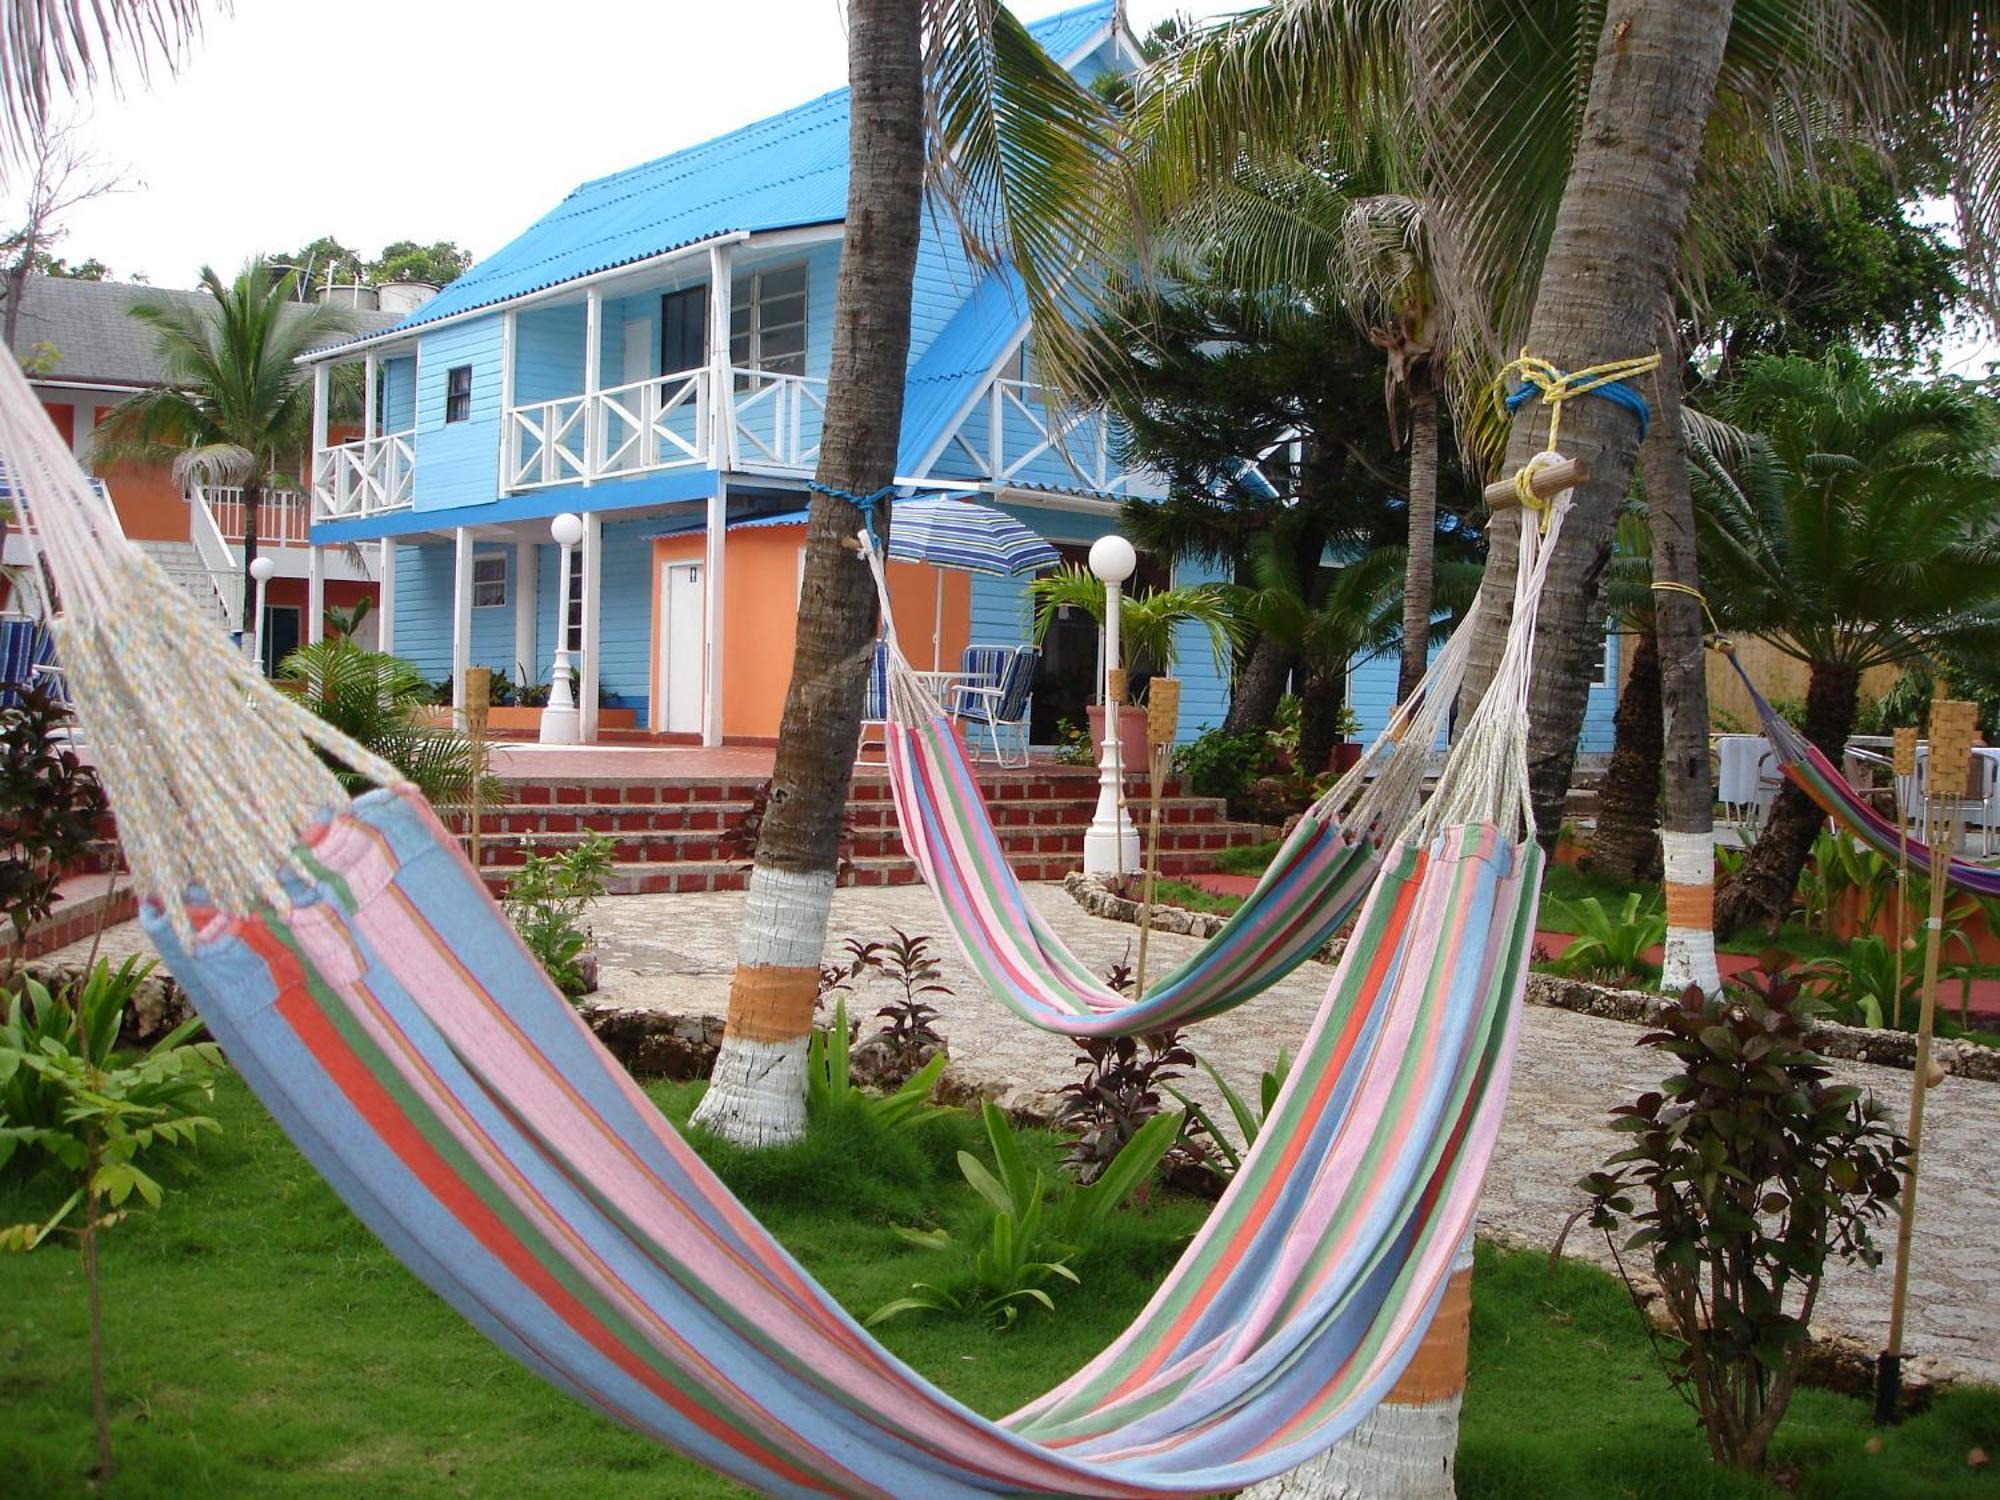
[350,3,1115,345]
[896,266,1028,473]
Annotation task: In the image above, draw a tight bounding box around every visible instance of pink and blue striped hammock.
[1,347,1566,1496]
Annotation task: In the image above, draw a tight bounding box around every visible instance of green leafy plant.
[844,929,950,1078]
[0,959,223,1479]
[1546,893,1667,986]
[1170,1046,1292,1178]
[1053,715,1095,767]
[323,595,373,640]
[278,638,494,806]
[0,676,109,959]
[1171,726,1265,802]
[804,997,951,1133]
[1027,566,1243,688]
[503,833,614,998]
[1056,1028,1194,1183]
[1575,972,1906,1472]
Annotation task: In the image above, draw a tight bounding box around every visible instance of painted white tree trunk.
[690,865,835,1147]
[1241,1238,1475,1500]
[1660,829,1723,996]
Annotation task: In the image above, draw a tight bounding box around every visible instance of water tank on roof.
[315,283,380,310]
[376,280,441,313]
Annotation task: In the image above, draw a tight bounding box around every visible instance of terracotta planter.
[1086,702,1153,774]
[1331,740,1364,775]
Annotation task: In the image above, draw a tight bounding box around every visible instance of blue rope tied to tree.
[1498,352,1659,441]
[806,478,895,547]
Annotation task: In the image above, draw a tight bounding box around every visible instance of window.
[661,287,706,375]
[445,364,473,423]
[729,262,808,383]
[471,555,507,608]
[565,545,584,655]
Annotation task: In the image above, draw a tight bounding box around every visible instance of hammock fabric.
[1727,649,2000,898]
[0,337,1568,1495]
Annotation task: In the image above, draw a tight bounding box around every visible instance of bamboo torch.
[464,667,491,874]
[1133,677,1180,999]
[1877,700,1974,1424]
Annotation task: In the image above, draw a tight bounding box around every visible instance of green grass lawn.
[2,1072,1994,1498]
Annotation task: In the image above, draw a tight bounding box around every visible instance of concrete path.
[62,882,2000,1386]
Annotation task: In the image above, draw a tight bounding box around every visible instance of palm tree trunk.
[1643,329,1722,994]
[1457,0,1737,849]
[1714,660,1858,938]
[1224,636,1295,733]
[692,0,923,1148]
[1581,625,1662,884]
[1296,667,1344,775]
[240,478,262,636]
[1397,371,1439,704]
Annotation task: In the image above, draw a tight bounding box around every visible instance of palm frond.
[0,0,211,162]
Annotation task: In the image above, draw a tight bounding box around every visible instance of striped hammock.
[865,543,1484,1036]
[0,343,1568,1495]
[1726,650,2000,898]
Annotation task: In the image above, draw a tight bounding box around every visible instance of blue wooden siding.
[530,519,656,724]
[1345,632,1621,753]
[413,319,503,510]
[389,540,519,688]
[513,303,587,407]
[379,355,416,432]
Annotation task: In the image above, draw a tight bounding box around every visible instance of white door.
[658,560,705,734]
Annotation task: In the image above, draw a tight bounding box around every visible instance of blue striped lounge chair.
[951,644,1039,767]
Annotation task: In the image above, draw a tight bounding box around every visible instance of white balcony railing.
[313,430,416,520]
[931,377,1158,498]
[504,369,711,491]
[202,485,311,546]
[726,369,825,472]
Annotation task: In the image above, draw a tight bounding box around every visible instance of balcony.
[313,430,415,520]
[724,369,824,472]
[928,377,1159,498]
[505,369,711,491]
[204,485,311,546]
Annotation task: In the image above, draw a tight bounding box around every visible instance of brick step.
[497,772,1195,807]
[449,795,1232,838]
[461,817,1262,870]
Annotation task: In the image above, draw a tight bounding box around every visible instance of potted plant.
[1028,565,1242,771]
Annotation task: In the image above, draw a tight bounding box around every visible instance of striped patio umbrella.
[887,493,1061,668]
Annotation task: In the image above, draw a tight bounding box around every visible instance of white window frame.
[471,554,508,609]
[729,262,809,382]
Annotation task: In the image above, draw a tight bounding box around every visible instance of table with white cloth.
[1715,734,1774,815]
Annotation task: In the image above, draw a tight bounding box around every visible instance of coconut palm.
[92,260,353,632]
[277,637,491,807]
[1698,350,2000,935]
[1580,511,1668,885]
[0,0,208,159]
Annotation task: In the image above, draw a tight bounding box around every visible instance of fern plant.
[278,638,493,806]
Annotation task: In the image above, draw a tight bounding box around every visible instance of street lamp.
[248,556,276,675]
[540,512,584,746]
[1082,533,1140,877]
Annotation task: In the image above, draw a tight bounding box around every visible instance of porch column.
[306,544,325,645]
[707,240,734,465]
[377,537,397,653]
[583,288,603,483]
[69,397,95,464]
[310,363,330,508]
[452,528,474,729]
[362,353,379,441]
[579,511,602,742]
[498,309,517,492]
[513,539,538,690]
[703,479,727,745]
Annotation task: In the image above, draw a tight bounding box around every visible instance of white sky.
[17,0,1996,374]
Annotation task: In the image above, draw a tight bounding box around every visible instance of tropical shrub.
[1056,1028,1194,1183]
[503,833,614,998]
[803,997,950,1133]
[844,928,950,1080]
[1577,973,1906,1472]
[279,638,492,805]
[1545,893,1667,986]
[1172,726,1265,802]
[1053,715,1095,767]
[0,677,108,956]
[0,959,223,1479]
[1171,1046,1292,1179]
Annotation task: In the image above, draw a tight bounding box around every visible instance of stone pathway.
[61,882,2000,1386]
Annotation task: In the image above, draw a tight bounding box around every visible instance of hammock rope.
[0,337,1574,1495]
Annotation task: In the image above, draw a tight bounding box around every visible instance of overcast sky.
[16,0,1996,374]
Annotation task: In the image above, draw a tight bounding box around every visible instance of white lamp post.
[247,555,276,675]
[1083,533,1141,876]
[540,512,584,746]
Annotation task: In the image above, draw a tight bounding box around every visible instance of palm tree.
[92,260,352,633]
[1700,351,2000,935]
[1580,511,1667,885]
[692,1,1118,1147]
[278,637,490,807]
[0,0,208,158]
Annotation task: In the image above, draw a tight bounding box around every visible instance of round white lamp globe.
[248,556,276,583]
[550,512,585,548]
[1088,533,1137,585]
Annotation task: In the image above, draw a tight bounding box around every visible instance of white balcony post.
[1083,534,1140,877]
[310,363,330,512]
[707,241,733,466]
[703,478,727,746]
[307,544,325,645]
[541,514,583,745]
[989,378,1003,480]
[579,512,603,742]
[513,539,537,692]
[583,288,603,484]
[499,308,517,490]
[363,353,379,442]
[452,528,474,730]
[377,538,397,653]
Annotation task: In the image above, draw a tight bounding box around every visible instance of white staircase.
[134,539,236,633]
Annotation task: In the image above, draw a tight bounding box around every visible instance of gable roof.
[343,2,1117,347]
[10,275,399,389]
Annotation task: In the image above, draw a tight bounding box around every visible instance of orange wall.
[650,526,970,739]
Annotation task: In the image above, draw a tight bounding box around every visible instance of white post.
[583,287,603,483]
[248,556,275,675]
[310,363,330,511]
[499,308,517,489]
[306,544,325,645]
[377,537,397,653]
[513,538,538,692]
[707,241,734,466]
[1083,534,1140,876]
[452,527,474,730]
[580,510,603,742]
[541,513,583,745]
[362,353,379,442]
[703,478,727,746]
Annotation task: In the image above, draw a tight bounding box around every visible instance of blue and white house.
[298,0,1617,752]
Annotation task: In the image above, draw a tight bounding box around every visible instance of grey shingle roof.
[7,275,401,389]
